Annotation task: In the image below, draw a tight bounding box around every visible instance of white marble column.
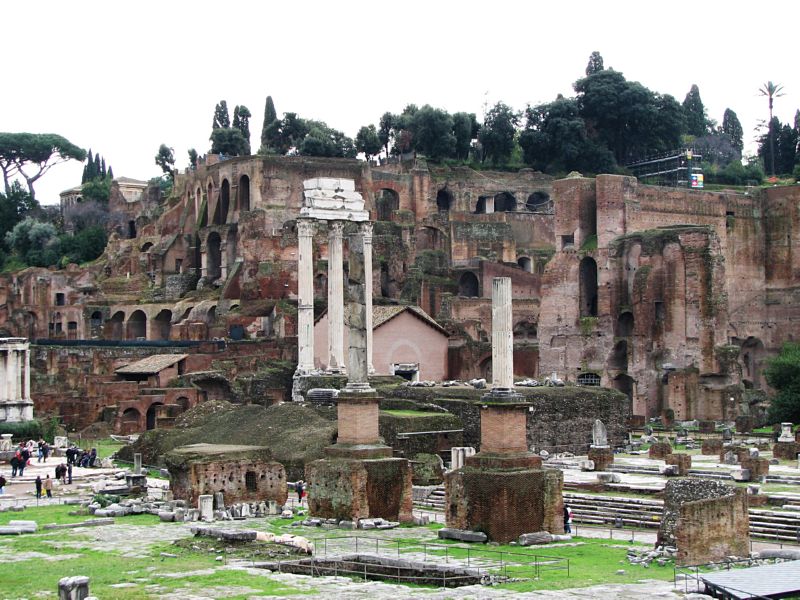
[343,225,372,391]
[363,222,375,374]
[6,348,17,401]
[23,349,30,400]
[491,277,514,390]
[327,221,345,373]
[296,219,316,374]
[0,350,7,400]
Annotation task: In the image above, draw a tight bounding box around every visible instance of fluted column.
[491,277,514,390]
[296,218,316,374]
[0,350,8,401]
[327,221,345,373]
[362,222,375,374]
[343,225,372,391]
[6,348,17,401]
[23,349,30,400]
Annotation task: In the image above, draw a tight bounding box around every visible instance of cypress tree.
[260,96,277,152]
[682,84,707,137]
[722,108,744,154]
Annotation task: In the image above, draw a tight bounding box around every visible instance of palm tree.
[759,81,785,175]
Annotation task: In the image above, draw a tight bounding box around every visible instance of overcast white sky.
[3,0,799,205]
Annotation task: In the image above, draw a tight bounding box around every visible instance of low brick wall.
[658,478,749,566]
[701,438,723,455]
[649,442,673,459]
[665,453,692,476]
[773,441,800,461]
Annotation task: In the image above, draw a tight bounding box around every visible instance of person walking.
[10,452,19,477]
[296,480,304,505]
[43,475,53,498]
[42,442,50,463]
[37,439,44,462]
[18,446,30,477]
[0,474,6,494]
[563,503,573,534]
[35,475,42,499]
[67,462,73,485]
[58,463,67,485]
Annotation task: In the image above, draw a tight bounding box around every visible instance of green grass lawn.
[0,505,676,597]
[381,409,450,417]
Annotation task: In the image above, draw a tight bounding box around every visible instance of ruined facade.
[1,154,799,430]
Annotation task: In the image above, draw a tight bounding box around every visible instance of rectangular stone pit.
[165,443,287,506]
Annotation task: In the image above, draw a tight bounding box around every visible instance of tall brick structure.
[445,278,563,543]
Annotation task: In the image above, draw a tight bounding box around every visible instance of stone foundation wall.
[445,467,563,543]
[773,441,800,460]
[649,442,673,459]
[658,478,749,566]
[305,457,413,522]
[168,457,287,506]
[701,438,723,455]
[665,453,692,475]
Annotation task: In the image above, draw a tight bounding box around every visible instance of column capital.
[297,218,315,237]
[359,221,373,241]
[328,220,346,236]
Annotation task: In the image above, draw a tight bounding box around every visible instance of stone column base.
[665,452,692,476]
[588,446,614,471]
[445,461,563,543]
[305,456,413,523]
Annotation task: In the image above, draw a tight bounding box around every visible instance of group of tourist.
[9,443,32,477]
[65,445,97,468]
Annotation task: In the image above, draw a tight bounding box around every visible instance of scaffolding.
[626,150,704,189]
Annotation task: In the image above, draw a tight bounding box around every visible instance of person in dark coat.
[10,453,20,477]
[35,475,43,499]
[18,446,30,476]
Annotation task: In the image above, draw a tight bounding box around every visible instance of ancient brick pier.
[445,278,563,542]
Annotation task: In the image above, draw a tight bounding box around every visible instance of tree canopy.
[766,342,800,423]
[232,105,252,154]
[155,144,176,177]
[0,133,86,200]
[721,108,744,153]
[478,102,518,165]
[585,51,604,76]
[682,84,708,137]
[355,125,382,160]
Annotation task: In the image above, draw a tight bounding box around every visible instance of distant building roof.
[115,177,148,186]
[317,305,447,336]
[59,185,83,196]
[115,354,188,375]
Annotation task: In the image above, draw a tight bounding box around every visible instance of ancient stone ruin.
[0,337,33,422]
[657,478,749,566]
[445,278,563,543]
[165,443,287,506]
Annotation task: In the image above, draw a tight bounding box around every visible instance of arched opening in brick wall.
[120,408,141,434]
[526,191,551,213]
[517,256,532,272]
[579,257,598,317]
[417,227,446,253]
[215,179,230,225]
[613,374,634,408]
[608,340,628,371]
[140,242,154,253]
[175,396,190,411]
[89,311,103,338]
[513,321,538,342]
[153,309,172,341]
[479,356,492,381]
[238,175,250,212]
[494,192,516,212]
[475,196,489,214]
[205,183,213,225]
[617,312,634,337]
[107,311,125,340]
[206,232,222,281]
[226,230,237,270]
[192,235,202,277]
[741,337,765,390]
[245,471,258,492]
[146,402,163,430]
[458,272,480,297]
[126,310,147,340]
[206,305,217,327]
[375,189,399,221]
[436,189,453,212]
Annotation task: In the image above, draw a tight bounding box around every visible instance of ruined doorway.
[126,310,146,340]
[617,312,634,337]
[517,256,532,273]
[146,402,163,430]
[526,191,551,213]
[89,311,103,338]
[579,257,598,317]
[120,408,141,434]
[436,189,453,212]
[376,189,399,221]
[741,337,766,389]
[153,309,172,341]
[608,340,628,371]
[458,272,480,297]
[215,179,230,225]
[494,192,516,212]
[613,374,634,409]
[238,175,250,212]
[206,233,222,281]
[107,311,125,340]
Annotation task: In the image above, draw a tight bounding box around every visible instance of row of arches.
[474,191,551,215]
[194,174,250,228]
[99,305,217,341]
[120,396,191,432]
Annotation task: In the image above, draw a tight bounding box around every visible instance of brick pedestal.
[649,442,673,459]
[588,446,614,472]
[306,391,412,522]
[719,446,749,463]
[772,441,800,461]
[735,416,754,434]
[701,438,723,455]
[665,453,692,476]
[445,464,563,543]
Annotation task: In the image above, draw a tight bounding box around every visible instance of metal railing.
[674,557,783,599]
[245,534,569,586]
